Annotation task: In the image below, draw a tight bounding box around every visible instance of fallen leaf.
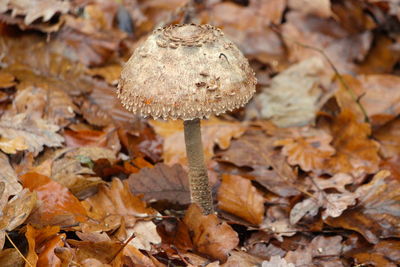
[0,152,22,202]
[150,117,246,166]
[87,64,122,85]
[67,239,123,264]
[0,136,28,154]
[311,173,354,193]
[157,218,193,252]
[0,0,70,25]
[335,74,400,126]
[183,204,239,262]
[217,130,300,197]
[126,220,161,251]
[261,206,299,241]
[21,172,87,226]
[217,174,265,225]
[0,113,64,156]
[0,71,16,88]
[288,0,332,18]
[326,170,400,243]
[0,249,24,267]
[261,255,295,267]
[25,225,64,267]
[253,57,328,127]
[127,163,190,205]
[221,250,264,267]
[374,117,400,158]
[81,178,155,232]
[325,109,380,176]
[274,128,335,172]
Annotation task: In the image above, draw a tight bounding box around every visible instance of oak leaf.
[0,152,22,203]
[0,113,64,156]
[274,128,335,172]
[183,204,239,262]
[217,174,265,225]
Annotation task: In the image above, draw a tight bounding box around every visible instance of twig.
[107,232,136,264]
[5,232,34,267]
[269,24,370,123]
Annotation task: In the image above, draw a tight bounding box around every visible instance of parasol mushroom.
[117,24,256,214]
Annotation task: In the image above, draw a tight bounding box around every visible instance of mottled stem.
[184,118,214,214]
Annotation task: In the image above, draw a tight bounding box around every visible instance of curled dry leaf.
[25,225,65,267]
[252,57,327,127]
[81,178,155,232]
[67,239,123,264]
[274,128,335,172]
[0,249,24,266]
[0,71,16,88]
[183,204,239,263]
[0,0,70,25]
[374,117,400,158]
[0,113,64,156]
[325,109,380,176]
[150,117,247,166]
[21,172,87,226]
[127,163,190,205]
[0,136,28,154]
[326,170,400,243]
[217,174,265,225]
[261,206,299,241]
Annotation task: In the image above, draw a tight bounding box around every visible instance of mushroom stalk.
[184,118,214,214]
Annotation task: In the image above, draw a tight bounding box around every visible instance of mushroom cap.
[117,24,257,120]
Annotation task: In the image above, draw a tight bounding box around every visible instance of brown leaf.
[0,71,15,88]
[183,204,239,262]
[0,113,64,156]
[157,219,193,251]
[217,130,300,197]
[374,117,400,158]
[335,74,400,126]
[21,172,87,226]
[0,137,28,154]
[0,249,24,267]
[87,64,122,85]
[288,0,332,18]
[325,109,380,176]
[67,239,123,264]
[81,178,155,231]
[274,128,335,172]
[262,255,295,267]
[25,225,64,267]
[0,152,22,202]
[217,174,265,225]
[0,0,70,25]
[150,117,246,166]
[326,170,400,243]
[127,163,190,205]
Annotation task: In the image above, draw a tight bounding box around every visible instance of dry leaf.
[253,57,327,127]
[0,0,70,25]
[274,128,335,172]
[374,117,400,158]
[87,64,122,85]
[183,204,239,262]
[127,163,190,205]
[326,109,380,176]
[0,152,22,202]
[218,174,265,225]
[0,249,24,267]
[67,239,123,264]
[261,206,299,241]
[21,172,87,226]
[82,178,155,231]
[262,255,295,267]
[126,220,161,251]
[0,71,16,88]
[326,170,400,243]
[288,0,332,18]
[0,113,64,156]
[0,136,28,154]
[150,117,246,166]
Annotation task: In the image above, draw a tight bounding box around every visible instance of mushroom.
[117,24,257,214]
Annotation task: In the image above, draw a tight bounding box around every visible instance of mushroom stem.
[184,118,214,214]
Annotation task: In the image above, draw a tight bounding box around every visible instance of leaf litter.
[0,0,400,266]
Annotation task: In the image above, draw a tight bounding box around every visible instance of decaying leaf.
[288,0,332,18]
[0,152,22,202]
[0,136,28,154]
[127,163,190,205]
[183,204,239,263]
[150,117,247,166]
[0,113,64,156]
[253,57,327,127]
[218,174,265,225]
[262,255,295,267]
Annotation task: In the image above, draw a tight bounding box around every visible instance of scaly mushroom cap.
[117,24,257,120]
